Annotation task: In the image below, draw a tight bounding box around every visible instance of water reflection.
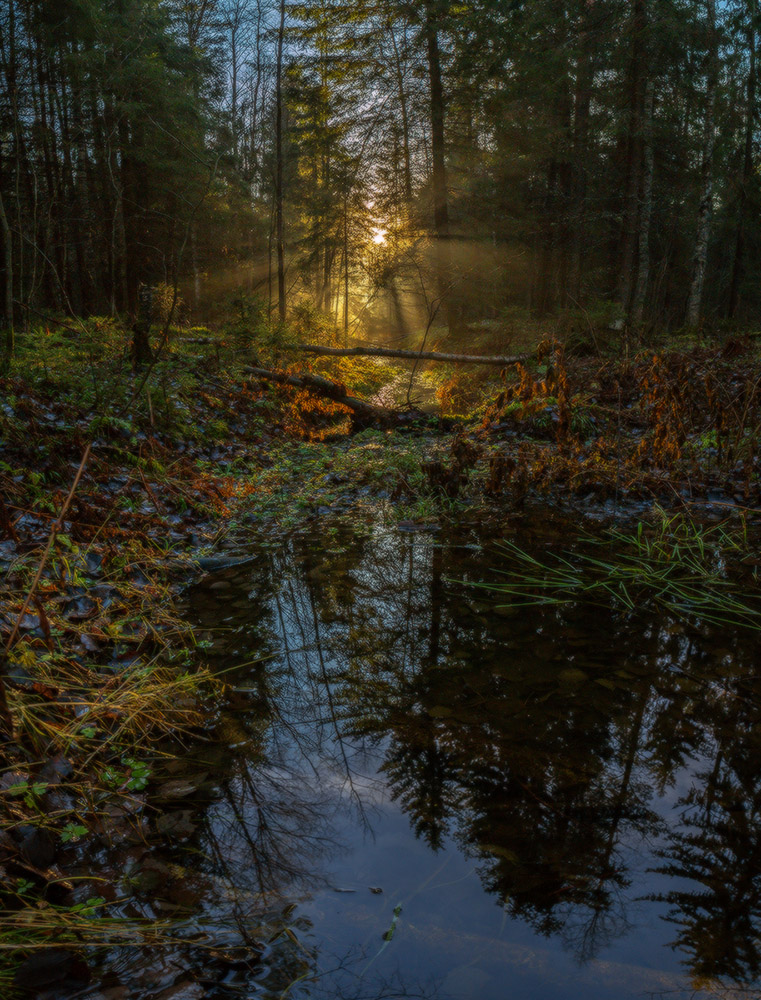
[178,520,761,999]
[654,673,761,985]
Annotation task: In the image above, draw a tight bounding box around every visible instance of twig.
[1,443,92,736]
[5,444,92,653]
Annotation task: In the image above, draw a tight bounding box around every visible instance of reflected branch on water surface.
[203,761,342,903]
[183,525,761,996]
[651,675,761,985]
[380,734,457,851]
[325,535,761,977]
[331,544,668,962]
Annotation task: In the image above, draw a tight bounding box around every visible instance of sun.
[371,227,387,245]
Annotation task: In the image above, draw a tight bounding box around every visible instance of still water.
[99,516,761,999]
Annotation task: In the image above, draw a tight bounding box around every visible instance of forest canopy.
[0,0,759,349]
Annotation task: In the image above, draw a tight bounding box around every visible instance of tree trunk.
[569,4,594,302]
[389,19,413,204]
[191,222,201,311]
[115,115,132,313]
[686,0,718,328]
[132,284,153,367]
[423,3,452,329]
[343,192,349,342]
[249,1,264,188]
[230,19,239,165]
[630,80,655,327]
[245,366,397,427]
[728,0,756,320]
[0,187,13,364]
[275,0,286,323]
[617,0,648,313]
[535,157,558,316]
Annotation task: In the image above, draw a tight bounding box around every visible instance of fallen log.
[244,365,445,429]
[298,344,531,366]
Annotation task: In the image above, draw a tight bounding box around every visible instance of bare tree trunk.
[131,283,153,367]
[617,0,648,313]
[686,0,718,328]
[70,44,95,313]
[389,19,413,204]
[191,223,201,312]
[244,366,394,426]
[569,5,594,302]
[275,0,286,323]
[343,192,349,342]
[230,10,239,165]
[323,245,333,317]
[268,194,274,318]
[1,0,18,337]
[535,157,558,316]
[116,117,133,312]
[297,343,531,365]
[630,80,655,327]
[728,0,756,319]
[424,3,452,330]
[0,188,13,363]
[249,5,263,185]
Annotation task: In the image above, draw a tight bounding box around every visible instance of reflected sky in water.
[101,517,761,1000]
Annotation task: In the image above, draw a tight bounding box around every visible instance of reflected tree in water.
[184,525,761,990]
[653,670,761,984]
[332,537,667,960]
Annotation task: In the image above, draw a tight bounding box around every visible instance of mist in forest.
[1,0,758,351]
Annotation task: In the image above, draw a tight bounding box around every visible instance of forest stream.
[62,514,761,1000]
[7,0,761,991]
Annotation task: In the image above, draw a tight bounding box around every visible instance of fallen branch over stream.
[244,366,451,428]
[297,344,532,366]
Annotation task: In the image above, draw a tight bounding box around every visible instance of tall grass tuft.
[477,511,761,631]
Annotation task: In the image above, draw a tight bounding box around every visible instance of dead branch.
[2,443,93,737]
[244,366,449,429]
[297,344,531,366]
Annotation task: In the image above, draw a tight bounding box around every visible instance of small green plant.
[60,823,88,843]
[100,756,151,792]
[7,782,48,810]
[101,766,122,789]
[121,756,151,791]
[68,896,106,916]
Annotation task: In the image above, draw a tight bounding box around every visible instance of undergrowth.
[0,523,222,978]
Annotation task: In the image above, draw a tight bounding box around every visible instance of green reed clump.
[480,511,761,631]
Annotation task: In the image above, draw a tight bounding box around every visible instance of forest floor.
[1,317,761,990]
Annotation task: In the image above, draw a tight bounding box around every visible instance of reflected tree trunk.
[728,0,757,320]
[0,188,13,363]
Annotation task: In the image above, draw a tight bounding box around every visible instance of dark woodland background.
[0,0,757,345]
